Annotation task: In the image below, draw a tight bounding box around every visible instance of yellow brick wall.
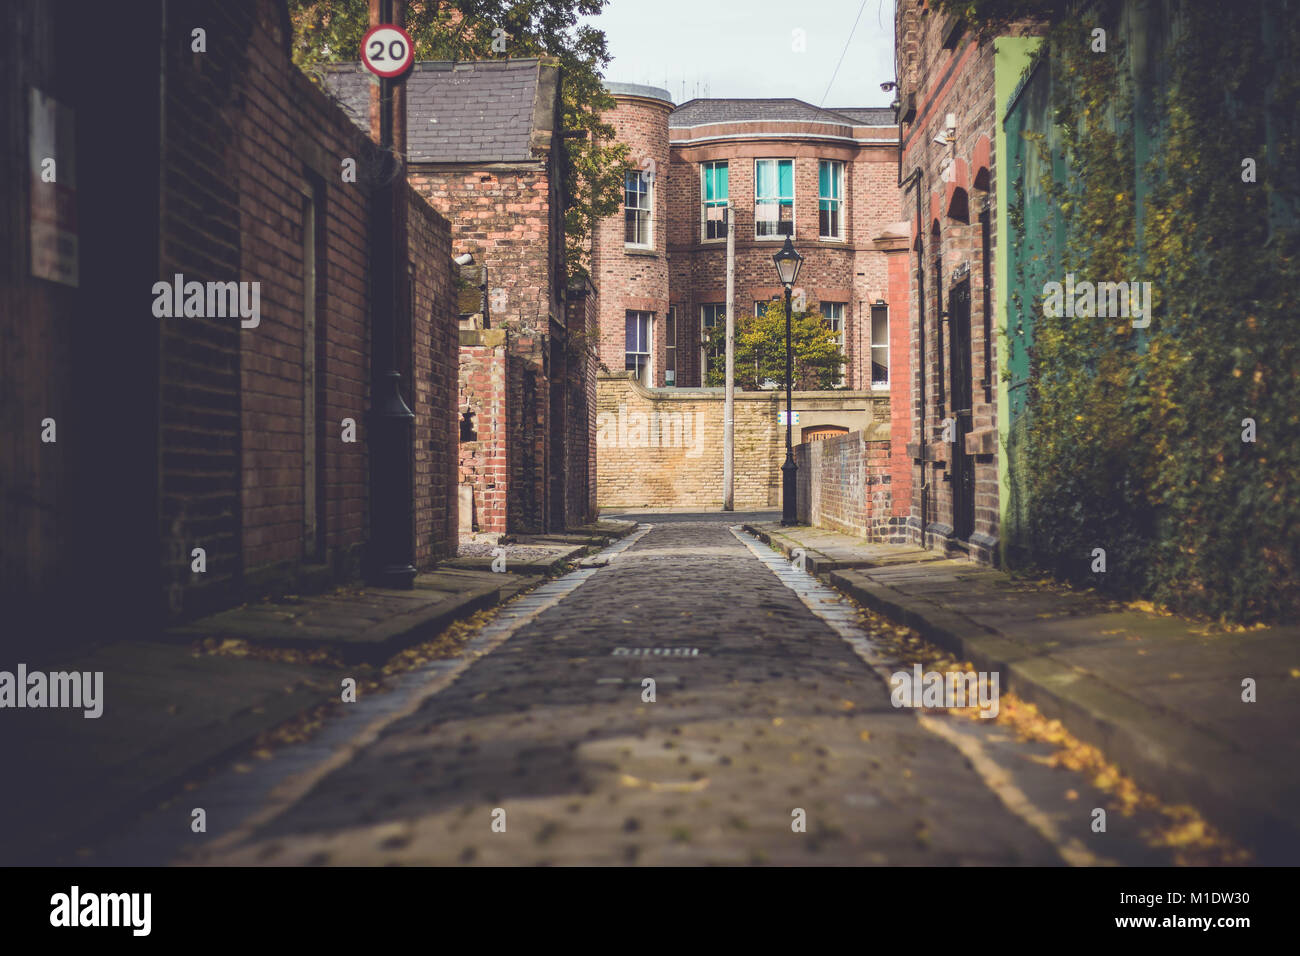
[597,373,888,510]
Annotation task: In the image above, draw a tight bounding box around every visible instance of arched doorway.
[801,424,849,443]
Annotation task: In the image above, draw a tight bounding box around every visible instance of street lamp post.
[772,236,803,526]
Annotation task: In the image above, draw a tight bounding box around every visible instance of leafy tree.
[288,0,628,280]
[703,302,846,390]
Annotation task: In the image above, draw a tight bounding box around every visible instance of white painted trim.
[671,119,893,131]
[671,132,900,146]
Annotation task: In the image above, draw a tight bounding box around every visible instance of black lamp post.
[773,235,803,526]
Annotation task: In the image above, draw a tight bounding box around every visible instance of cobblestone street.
[81,516,1210,867]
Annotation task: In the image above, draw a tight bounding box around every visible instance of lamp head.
[772,235,803,287]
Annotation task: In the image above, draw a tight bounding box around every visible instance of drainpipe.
[902,166,924,542]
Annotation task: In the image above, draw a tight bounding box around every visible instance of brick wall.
[408,166,557,330]
[409,194,458,564]
[3,0,459,634]
[507,333,549,532]
[565,278,599,527]
[458,332,508,533]
[158,0,254,617]
[2,1,165,646]
[896,0,1031,564]
[230,1,459,590]
[796,432,907,542]
[598,372,889,510]
[167,0,456,612]
[591,94,673,383]
[407,118,568,534]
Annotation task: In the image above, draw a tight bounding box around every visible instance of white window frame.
[626,310,653,385]
[818,160,845,240]
[700,303,725,385]
[665,306,677,385]
[754,158,794,240]
[871,303,890,390]
[624,171,652,248]
[821,302,846,387]
[701,161,729,242]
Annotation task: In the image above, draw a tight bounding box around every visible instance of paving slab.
[440,544,585,575]
[167,571,505,664]
[1,641,342,864]
[742,522,1300,864]
[745,521,944,574]
[816,567,1300,868]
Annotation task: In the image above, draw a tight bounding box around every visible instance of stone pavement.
[79,515,1228,867]
[2,641,342,865]
[166,570,509,665]
[747,521,1300,864]
[4,528,633,865]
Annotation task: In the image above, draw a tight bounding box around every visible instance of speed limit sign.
[361,24,414,78]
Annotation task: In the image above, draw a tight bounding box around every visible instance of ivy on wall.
[948,0,1300,622]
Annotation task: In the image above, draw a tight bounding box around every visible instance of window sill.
[624,246,658,257]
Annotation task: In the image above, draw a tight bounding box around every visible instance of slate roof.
[668,98,894,128]
[321,59,550,164]
[826,107,897,126]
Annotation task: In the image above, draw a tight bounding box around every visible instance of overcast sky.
[580,0,897,108]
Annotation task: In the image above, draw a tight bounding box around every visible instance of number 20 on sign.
[361,24,414,78]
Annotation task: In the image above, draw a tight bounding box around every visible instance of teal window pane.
[778,160,793,198]
[705,163,728,202]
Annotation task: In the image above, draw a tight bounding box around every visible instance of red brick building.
[1,0,459,644]
[895,1,1021,565]
[592,82,912,521]
[593,84,908,399]
[325,59,597,535]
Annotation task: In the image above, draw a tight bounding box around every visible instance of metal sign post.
[365,1,417,588]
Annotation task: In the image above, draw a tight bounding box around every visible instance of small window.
[871,303,890,387]
[819,161,844,239]
[700,304,725,384]
[460,409,477,442]
[701,161,729,241]
[626,311,652,385]
[665,307,677,385]
[754,159,794,238]
[822,302,846,387]
[624,171,652,247]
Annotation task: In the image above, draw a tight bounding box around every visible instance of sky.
[579,0,898,108]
